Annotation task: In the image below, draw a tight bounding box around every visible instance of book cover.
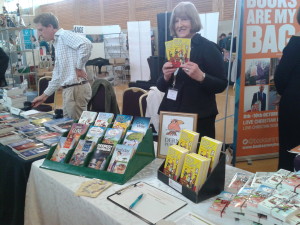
[122,130,144,151]
[101,128,123,147]
[84,126,106,143]
[50,137,70,162]
[226,187,254,214]
[131,117,150,135]
[23,128,48,139]
[69,140,95,166]
[43,136,61,146]
[209,191,235,217]
[165,40,174,62]
[18,146,50,160]
[112,114,133,134]
[12,142,44,153]
[66,123,89,142]
[78,111,98,125]
[75,179,113,198]
[271,194,300,222]
[107,144,135,174]
[8,139,35,148]
[94,112,114,127]
[16,124,37,133]
[282,171,300,193]
[172,38,191,68]
[88,143,114,170]
[35,132,61,141]
[288,145,300,154]
[198,136,223,172]
[0,124,15,134]
[163,145,189,181]
[179,153,211,192]
[177,129,199,153]
[228,172,251,193]
[245,184,274,214]
[263,169,292,189]
[5,118,30,128]
[50,121,74,133]
[251,172,274,188]
[257,189,297,215]
[43,117,73,128]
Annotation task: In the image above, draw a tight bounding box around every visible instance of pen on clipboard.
[129,194,143,210]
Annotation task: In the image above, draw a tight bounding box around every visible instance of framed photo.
[157,111,198,158]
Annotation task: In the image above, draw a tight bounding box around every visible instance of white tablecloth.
[24,159,251,225]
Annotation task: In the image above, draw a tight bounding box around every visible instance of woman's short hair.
[297,7,300,25]
[33,13,59,29]
[169,2,202,37]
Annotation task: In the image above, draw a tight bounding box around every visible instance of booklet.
[107,182,187,224]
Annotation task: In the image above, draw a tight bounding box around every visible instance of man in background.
[32,13,92,119]
[0,47,9,87]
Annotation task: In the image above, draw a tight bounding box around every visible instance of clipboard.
[107,182,187,224]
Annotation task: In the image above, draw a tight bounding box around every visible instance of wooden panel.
[135,0,167,27]
[103,0,129,29]
[223,0,236,20]
[78,0,102,26]
[171,0,213,13]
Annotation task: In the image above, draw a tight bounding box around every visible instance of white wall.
[127,21,151,82]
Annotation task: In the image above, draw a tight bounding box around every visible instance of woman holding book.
[157,2,227,138]
[274,7,300,171]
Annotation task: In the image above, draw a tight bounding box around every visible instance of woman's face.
[174,16,193,38]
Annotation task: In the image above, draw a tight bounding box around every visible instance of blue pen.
[129,194,143,209]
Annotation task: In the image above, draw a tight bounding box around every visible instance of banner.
[234,0,300,160]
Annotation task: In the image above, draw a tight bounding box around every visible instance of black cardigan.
[157,33,227,119]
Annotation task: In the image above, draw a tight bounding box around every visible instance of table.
[25,158,252,225]
[0,146,45,225]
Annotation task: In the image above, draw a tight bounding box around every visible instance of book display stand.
[40,128,155,185]
[157,153,226,203]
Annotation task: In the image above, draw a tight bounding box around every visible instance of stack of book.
[209,169,300,225]
[162,131,223,193]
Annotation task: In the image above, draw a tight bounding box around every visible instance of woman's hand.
[181,62,205,82]
[162,62,177,81]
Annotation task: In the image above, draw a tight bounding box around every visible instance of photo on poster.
[244,85,269,112]
[269,58,280,85]
[245,58,270,86]
[86,34,104,43]
[268,85,280,111]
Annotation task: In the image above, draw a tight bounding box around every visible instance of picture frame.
[157,111,198,158]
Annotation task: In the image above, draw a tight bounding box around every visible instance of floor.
[55,79,279,174]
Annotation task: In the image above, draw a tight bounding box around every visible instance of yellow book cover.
[163,145,189,181]
[165,40,174,62]
[178,129,199,153]
[198,136,223,172]
[173,38,191,67]
[179,153,211,192]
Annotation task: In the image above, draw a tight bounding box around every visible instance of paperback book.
[0,131,22,145]
[179,153,211,192]
[35,132,61,142]
[209,191,235,217]
[66,123,89,143]
[31,117,52,126]
[228,173,251,193]
[43,117,73,128]
[10,140,44,153]
[50,120,74,133]
[43,136,61,146]
[163,145,189,180]
[198,136,223,172]
[18,146,50,160]
[177,129,199,153]
[107,144,135,174]
[131,116,151,135]
[78,111,98,125]
[88,143,114,170]
[101,128,123,147]
[122,130,144,151]
[69,140,95,166]
[165,38,191,68]
[50,137,70,162]
[84,126,106,143]
[112,114,133,134]
[94,112,114,127]
[0,124,15,134]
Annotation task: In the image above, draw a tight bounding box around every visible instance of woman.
[274,7,300,171]
[157,2,227,138]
